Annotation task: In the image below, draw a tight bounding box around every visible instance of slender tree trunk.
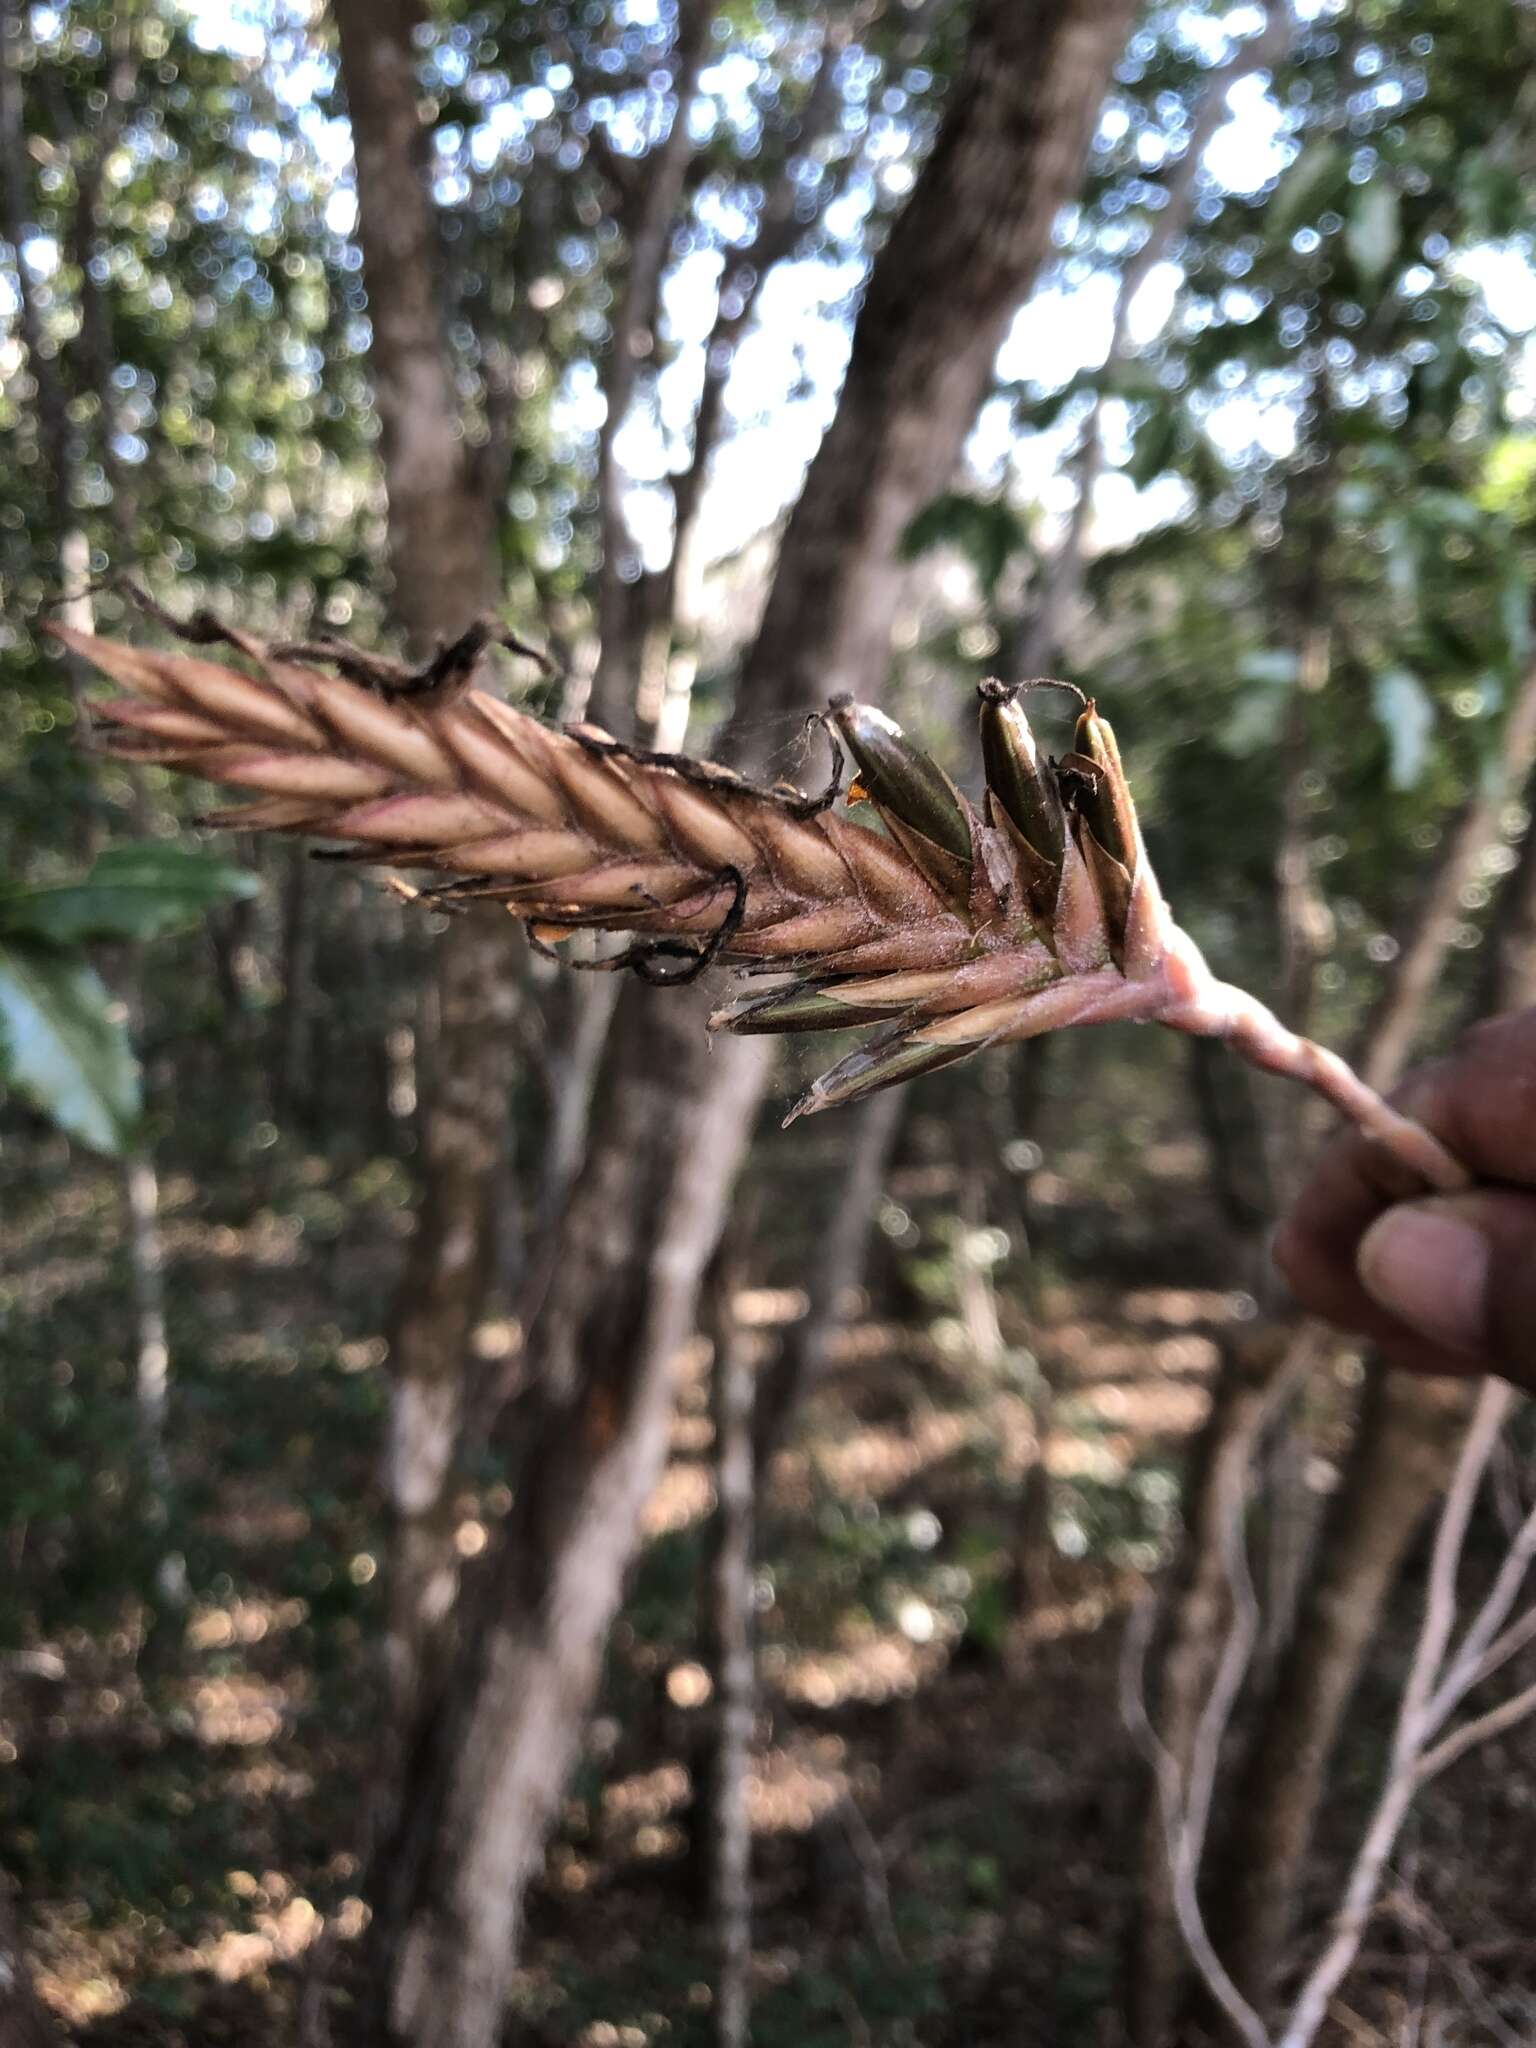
[1129,541,1334,2048]
[16,46,193,1622]
[275,842,316,1131]
[372,1015,774,2048]
[541,2,712,1244]
[1184,1039,1278,1265]
[124,1150,189,1612]
[703,1242,757,2048]
[1014,5,1287,675]
[995,1042,1059,1613]
[587,0,712,738]
[1487,807,1536,1012]
[1206,1371,1477,2018]
[0,0,70,541]
[754,1085,907,1461]
[368,8,1136,2040]
[535,975,622,1220]
[1357,657,1536,1093]
[331,0,516,1733]
[1,0,97,843]
[734,0,1139,723]
[646,22,854,749]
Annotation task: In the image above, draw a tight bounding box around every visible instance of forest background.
[5,0,1536,2044]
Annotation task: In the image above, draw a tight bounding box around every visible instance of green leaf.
[0,844,260,947]
[1371,668,1436,791]
[1267,141,1346,242]
[1345,180,1401,287]
[0,939,142,1155]
[1127,408,1181,490]
[900,492,1032,597]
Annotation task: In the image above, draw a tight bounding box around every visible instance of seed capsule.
[977,679,1067,922]
[1071,705,1140,874]
[1064,705,1141,960]
[978,681,1065,866]
[830,697,973,908]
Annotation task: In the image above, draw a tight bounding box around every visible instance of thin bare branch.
[1274,1381,1521,2048]
[1443,1600,1536,1706]
[1398,1380,1517,1743]
[1426,1491,1536,1724]
[589,0,714,734]
[1017,2,1291,673]
[1121,1593,1273,2048]
[1360,657,1536,1092]
[1416,1675,1536,1786]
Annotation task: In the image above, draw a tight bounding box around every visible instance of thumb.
[1358,1192,1536,1386]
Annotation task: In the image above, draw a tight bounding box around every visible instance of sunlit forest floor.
[5,1039,1532,2048]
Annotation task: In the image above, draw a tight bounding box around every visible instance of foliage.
[0,846,257,1152]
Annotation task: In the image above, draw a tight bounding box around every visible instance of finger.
[1272,1211,1488,1380]
[1358,1190,1536,1391]
[1272,1006,1536,1375]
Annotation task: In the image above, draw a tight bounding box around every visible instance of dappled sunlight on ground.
[745,1734,850,1835]
[641,1462,716,1537]
[10,1078,1522,2048]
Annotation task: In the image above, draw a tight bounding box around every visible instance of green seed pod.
[1071,704,1140,874]
[977,679,1065,869]
[829,697,973,909]
[831,699,971,862]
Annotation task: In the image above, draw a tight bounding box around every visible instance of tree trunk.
[646,23,853,751]
[754,1084,908,1462]
[124,1150,189,1614]
[703,1240,757,2048]
[372,1011,774,2048]
[1487,806,1536,1013]
[331,0,516,1733]
[1129,534,1334,2048]
[367,6,1136,2039]
[1357,657,1536,1093]
[1205,1371,1477,2019]
[734,0,1139,725]
[1,0,97,842]
[275,842,317,1131]
[0,0,70,546]
[587,0,713,738]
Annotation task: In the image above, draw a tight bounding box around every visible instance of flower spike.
[56,616,1469,1193]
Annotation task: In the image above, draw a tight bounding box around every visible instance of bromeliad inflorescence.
[52,615,1468,1191]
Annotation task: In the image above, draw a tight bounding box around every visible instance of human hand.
[1273,1007,1536,1386]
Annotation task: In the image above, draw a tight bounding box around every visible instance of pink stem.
[1187,978,1470,1194]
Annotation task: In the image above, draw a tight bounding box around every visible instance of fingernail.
[1357,1203,1492,1356]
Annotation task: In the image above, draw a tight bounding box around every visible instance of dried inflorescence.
[53,617,1467,1189]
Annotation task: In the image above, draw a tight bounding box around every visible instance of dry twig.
[1133,1373,1536,2048]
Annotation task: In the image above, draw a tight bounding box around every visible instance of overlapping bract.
[720,686,1189,1119]
[50,619,1469,1187]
